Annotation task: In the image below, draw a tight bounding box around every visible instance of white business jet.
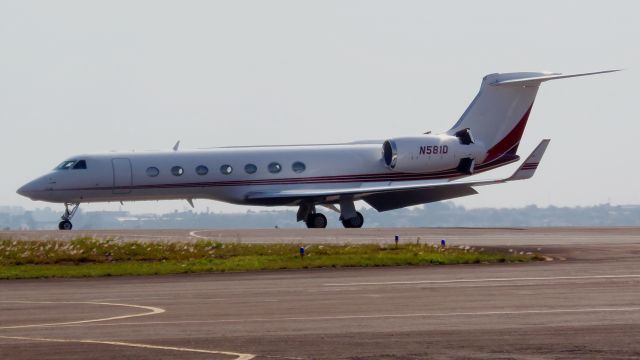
[17,70,617,230]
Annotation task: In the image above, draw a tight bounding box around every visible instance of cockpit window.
[55,161,76,170]
[72,160,87,169]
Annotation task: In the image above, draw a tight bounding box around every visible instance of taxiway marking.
[323,274,640,286]
[0,301,256,359]
[189,230,210,239]
[0,301,164,329]
[0,335,255,360]
[47,306,640,328]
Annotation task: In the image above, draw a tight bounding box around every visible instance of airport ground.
[1,227,640,359]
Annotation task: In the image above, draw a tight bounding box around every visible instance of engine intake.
[383,140,398,168]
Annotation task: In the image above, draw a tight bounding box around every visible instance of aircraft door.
[112,158,132,194]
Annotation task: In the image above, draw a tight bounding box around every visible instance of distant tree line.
[2,203,639,230]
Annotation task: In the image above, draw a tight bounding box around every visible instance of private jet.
[17,70,617,230]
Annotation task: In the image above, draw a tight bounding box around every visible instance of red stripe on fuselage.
[483,104,534,163]
[63,153,521,192]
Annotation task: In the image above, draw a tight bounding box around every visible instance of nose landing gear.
[59,220,72,230]
[58,203,80,230]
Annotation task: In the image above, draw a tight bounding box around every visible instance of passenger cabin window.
[171,166,184,176]
[244,164,257,174]
[195,165,209,176]
[220,164,233,175]
[292,161,306,173]
[72,160,87,169]
[268,162,282,174]
[146,167,160,177]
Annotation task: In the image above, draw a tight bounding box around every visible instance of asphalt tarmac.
[2,226,640,246]
[1,228,640,359]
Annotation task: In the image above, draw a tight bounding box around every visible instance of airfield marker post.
[299,246,305,259]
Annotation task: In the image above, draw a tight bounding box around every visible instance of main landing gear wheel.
[58,202,80,231]
[341,211,364,228]
[58,220,72,230]
[306,213,328,228]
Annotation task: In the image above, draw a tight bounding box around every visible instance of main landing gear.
[297,201,364,229]
[58,202,80,230]
[341,212,364,228]
[297,203,328,228]
[306,213,328,228]
[338,196,364,229]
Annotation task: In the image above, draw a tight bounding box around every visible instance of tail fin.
[448,70,619,165]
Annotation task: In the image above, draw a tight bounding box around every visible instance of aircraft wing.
[246,139,550,211]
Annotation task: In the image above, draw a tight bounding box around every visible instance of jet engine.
[382,131,486,174]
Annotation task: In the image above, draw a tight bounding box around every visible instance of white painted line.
[0,335,254,360]
[323,274,640,287]
[189,230,210,239]
[88,296,176,302]
[89,297,228,302]
[49,306,640,328]
[80,233,185,240]
[0,301,164,329]
[0,301,255,359]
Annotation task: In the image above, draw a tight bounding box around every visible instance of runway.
[2,226,640,246]
[1,228,640,359]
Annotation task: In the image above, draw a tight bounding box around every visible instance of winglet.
[173,140,180,152]
[507,139,551,181]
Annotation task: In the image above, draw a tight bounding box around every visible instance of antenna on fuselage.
[173,140,180,151]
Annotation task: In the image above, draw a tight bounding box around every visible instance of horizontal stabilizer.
[491,70,621,87]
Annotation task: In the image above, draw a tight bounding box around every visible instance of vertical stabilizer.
[447,70,619,165]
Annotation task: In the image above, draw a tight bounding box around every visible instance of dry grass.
[0,238,542,279]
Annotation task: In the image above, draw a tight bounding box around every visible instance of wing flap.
[363,185,477,212]
[245,179,450,202]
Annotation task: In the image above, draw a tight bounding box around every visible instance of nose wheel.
[58,220,72,230]
[58,202,80,231]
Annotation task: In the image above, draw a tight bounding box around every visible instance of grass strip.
[0,238,542,279]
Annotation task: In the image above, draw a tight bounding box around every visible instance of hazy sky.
[1,1,638,214]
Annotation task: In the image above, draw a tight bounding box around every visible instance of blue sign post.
[299,246,305,259]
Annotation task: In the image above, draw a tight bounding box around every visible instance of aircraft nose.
[17,177,48,199]
[17,181,37,198]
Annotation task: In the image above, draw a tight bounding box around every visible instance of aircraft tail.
[447,70,619,165]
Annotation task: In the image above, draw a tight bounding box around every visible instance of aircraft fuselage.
[19,141,484,206]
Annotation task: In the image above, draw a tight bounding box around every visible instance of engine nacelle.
[382,134,486,173]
